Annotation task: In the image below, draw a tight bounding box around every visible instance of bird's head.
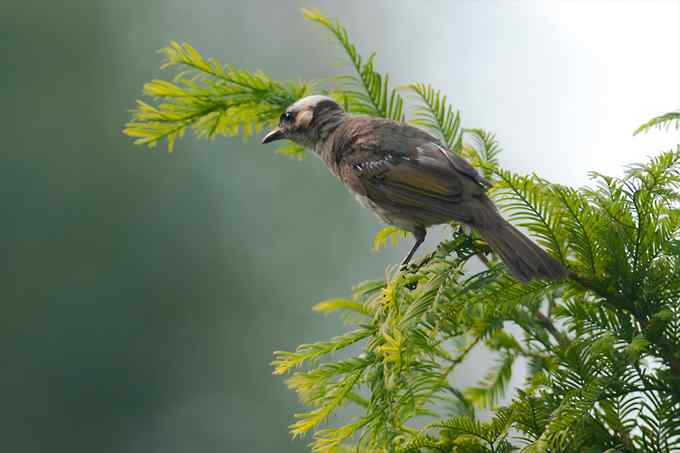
[261,95,345,149]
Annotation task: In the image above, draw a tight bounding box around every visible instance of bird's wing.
[340,140,486,224]
[427,143,492,188]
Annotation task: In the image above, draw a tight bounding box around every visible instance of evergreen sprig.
[126,8,680,453]
[634,110,680,135]
[302,8,405,121]
[124,41,311,155]
[462,128,503,182]
[405,83,463,153]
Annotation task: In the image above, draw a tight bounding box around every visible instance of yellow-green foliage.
[124,41,311,153]
[126,9,680,453]
[372,226,411,252]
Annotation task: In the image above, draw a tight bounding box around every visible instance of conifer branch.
[124,41,311,153]
[535,311,569,348]
[634,110,680,135]
[302,8,405,121]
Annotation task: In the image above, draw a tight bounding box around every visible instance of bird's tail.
[474,215,567,283]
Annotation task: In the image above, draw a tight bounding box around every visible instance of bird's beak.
[262,127,284,144]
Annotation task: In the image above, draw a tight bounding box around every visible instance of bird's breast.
[351,191,417,231]
[353,192,375,210]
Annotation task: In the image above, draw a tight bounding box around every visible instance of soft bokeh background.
[2,1,678,452]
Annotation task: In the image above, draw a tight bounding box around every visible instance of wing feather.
[334,119,488,225]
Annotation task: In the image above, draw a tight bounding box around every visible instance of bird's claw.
[399,250,436,274]
[399,262,416,273]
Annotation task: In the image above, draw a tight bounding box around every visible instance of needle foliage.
[125,9,680,453]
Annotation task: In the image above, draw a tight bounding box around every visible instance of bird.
[262,95,567,282]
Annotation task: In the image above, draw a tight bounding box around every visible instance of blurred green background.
[2,1,677,452]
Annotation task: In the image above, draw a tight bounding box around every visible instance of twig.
[535,311,569,347]
[569,271,680,377]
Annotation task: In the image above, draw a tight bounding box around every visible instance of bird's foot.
[399,262,417,273]
[399,250,436,274]
[398,265,421,290]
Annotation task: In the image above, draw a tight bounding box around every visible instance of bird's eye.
[280,111,295,123]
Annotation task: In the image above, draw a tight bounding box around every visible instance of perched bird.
[262,95,566,282]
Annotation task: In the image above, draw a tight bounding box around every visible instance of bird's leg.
[400,228,426,268]
[455,223,471,236]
